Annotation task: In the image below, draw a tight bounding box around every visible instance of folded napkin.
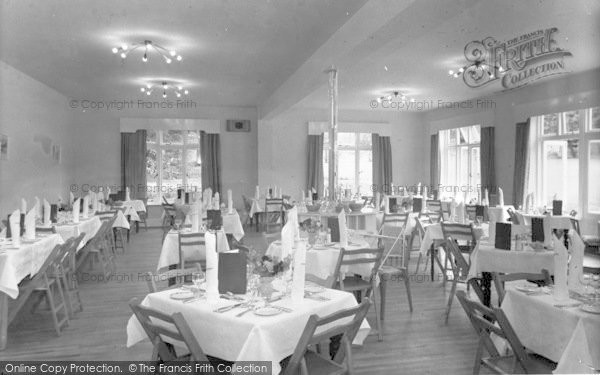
[24,208,36,240]
[456,202,465,224]
[291,239,307,304]
[498,187,504,207]
[227,189,233,214]
[72,199,80,223]
[568,231,585,293]
[205,231,219,302]
[21,198,27,214]
[254,186,260,200]
[553,235,569,301]
[125,187,131,201]
[0,227,5,239]
[82,195,90,219]
[9,210,21,247]
[281,221,294,259]
[287,206,300,240]
[43,199,51,226]
[338,210,348,248]
[97,191,104,203]
[90,191,97,212]
[213,192,220,210]
[69,192,75,206]
[35,197,42,219]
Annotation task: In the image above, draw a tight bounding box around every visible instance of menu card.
[552,200,562,216]
[413,197,422,213]
[531,217,545,243]
[218,251,247,294]
[72,199,80,223]
[207,209,222,230]
[205,231,219,302]
[553,235,569,301]
[388,197,398,213]
[9,210,20,247]
[291,240,306,304]
[328,217,340,242]
[494,223,512,250]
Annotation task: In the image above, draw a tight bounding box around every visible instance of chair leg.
[445,276,458,324]
[379,279,387,321]
[403,271,413,313]
[371,289,383,341]
[415,253,422,275]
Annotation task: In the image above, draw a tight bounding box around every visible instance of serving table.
[126,288,370,374]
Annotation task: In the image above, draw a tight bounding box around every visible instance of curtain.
[430,133,440,191]
[307,134,324,195]
[200,131,222,193]
[480,127,496,195]
[512,119,530,208]
[372,134,393,193]
[121,130,147,200]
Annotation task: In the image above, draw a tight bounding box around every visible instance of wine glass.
[192,271,205,297]
[592,274,600,302]
[580,273,592,295]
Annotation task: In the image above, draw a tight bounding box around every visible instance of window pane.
[338,150,355,192]
[470,125,480,143]
[458,127,468,144]
[563,110,579,134]
[592,107,600,130]
[161,148,183,201]
[589,141,600,213]
[323,149,329,192]
[337,133,355,147]
[543,113,558,135]
[470,147,481,194]
[358,150,372,194]
[459,147,469,197]
[187,130,200,145]
[448,129,457,146]
[543,140,579,211]
[323,131,329,147]
[163,130,184,145]
[447,148,457,188]
[147,130,157,144]
[146,148,159,205]
[185,149,202,191]
[358,133,372,148]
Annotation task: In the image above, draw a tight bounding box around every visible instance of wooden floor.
[0,228,493,374]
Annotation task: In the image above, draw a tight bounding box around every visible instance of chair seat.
[379,265,407,276]
[303,351,347,375]
[338,276,371,292]
[482,354,556,374]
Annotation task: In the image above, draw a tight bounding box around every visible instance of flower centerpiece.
[299,218,322,245]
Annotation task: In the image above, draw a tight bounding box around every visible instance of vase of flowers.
[299,218,322,245]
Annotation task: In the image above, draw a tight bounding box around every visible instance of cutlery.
[235,306,255,317]
[214,302,245,313]
[553,302,582,309]
[304,292,331,301]
[183,297,203,304]
[269,305,293,313]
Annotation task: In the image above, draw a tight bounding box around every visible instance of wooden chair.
[178,232,207,270]
[264,198,284,233]
[412,216,430,274]
[146,263,204,293]
[378,236,413,317]
[95,210,118,221]
[282,299,371,375]
[427,211,443,224]
[58,233,86,318]
[11,243,70,335]
[440,222,477,284]
[162,204,177,243]
[81,221,116,280]
[332,247,384,341]
[378,212,410,267]
[137,198,148,231]
[129,297,212,363]
[456,291,556,374]
[492,270,551,306]
[442,237,472,324]
[426,199,443,214]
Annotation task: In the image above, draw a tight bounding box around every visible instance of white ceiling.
[1,0,599,113]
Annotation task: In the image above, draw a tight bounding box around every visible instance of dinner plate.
[22,238,41,244]
[580,304,600,314]
[253,307,282,316]
[515,285,540,294]
[311,245,328,250]
[170,291,195,300]
[305,284,325,294]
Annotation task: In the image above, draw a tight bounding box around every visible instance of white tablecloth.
[419,223,488,256]
[0,234,64,298]
[502,288,600,373]
[126,288,370,375]
[157,230,230,271]
[266,239,374,281]
[467,242,556,279]
[54,216,102,249]
[521,214,575,247]
[222,211,245,241]
[120,199,146,213]
[487,205,514,223]
[297,210,389,234]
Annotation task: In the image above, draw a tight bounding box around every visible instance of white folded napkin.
[9,210,21,247]
[281,221,294,259]
[125,186,131,201]
[456,202,465,224]
[97,191,104,203]
[72,199,80,223]
[69,192,75,206]
[287,206,300,240]
[191,202,201,232]
[254,186,260,200]
[213,192,220,210]
[0,227,5,239]
[43,199,51,226]
[82,195,90,219]
[24,208,36,240]
[568,231,585,293]
[338,210,348,248]
[34,196,42,219]
[553,235,569,301]
[106,186,111,198]
[205,231,219,302]
[227,189,233,214]
[291,239,306,304]
[90,191,97,212]
[498,188,505,207]
[57,194,63,206]
[21,198,27,214]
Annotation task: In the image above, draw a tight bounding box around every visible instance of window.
[146,130,202,205]
[532,106,600,214]
[323,132,372,196]
[439,125,481,201]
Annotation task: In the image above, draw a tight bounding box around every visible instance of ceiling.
[1,0,599,113]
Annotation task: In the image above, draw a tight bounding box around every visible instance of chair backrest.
[492,269,551,305]
[242,195,252,212]
[178,232,206,268]
[441,222,477,249]
[282,298,371,375]
[426,200,443,213]
[414,217,430,239]
[426,211,443,224]
[380,212,410,234]
[162,204,177,218]
[129,297,209,362]
[456,291,534,373]
[265,198,284,211]
[333,247,384,292]
[465,205,477,220]
[36,226,57,234]
[443,237,470,276]
[87,220,110,248]
[95,210,118,222]
[146,263,203,293]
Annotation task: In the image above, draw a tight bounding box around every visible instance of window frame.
[439,125,481,201]
[323,132,373,195]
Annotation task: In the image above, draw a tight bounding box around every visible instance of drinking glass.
[580,273,592,295]
[475,216,483,226]
[592,274,600,302]
[192,271,205,297]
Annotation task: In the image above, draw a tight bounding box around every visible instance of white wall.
[0,60,77,215]
[257,107,427,199]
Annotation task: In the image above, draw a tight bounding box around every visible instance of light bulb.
[166,58,172,64]
[169,50,176,56]
[176,92,181,98]
[176,55,182,61]
[448,70,454,75]
[410,98,416,102]
[459,67,464,73]
[142,54,148,62]
[177,86,183,91]
[162,92,167,98]
[146,91,151,96]
[112,47,119,54]
[162,83,167,89]
[184,90,189,95]
[120,53,126,59]
[498,66,504,72]
[140,87,145,92]
[121,44,128,51]
[453,73,459,78]
[146,84,152,89]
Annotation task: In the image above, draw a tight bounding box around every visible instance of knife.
[214,302,245,313]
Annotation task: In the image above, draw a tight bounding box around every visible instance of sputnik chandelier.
[140,81,189,98]
[375,91,415,104]
[112,40,182,64]
[448,60,504,79]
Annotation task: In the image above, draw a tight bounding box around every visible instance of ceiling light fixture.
[375,90,413,103]
[449,60,504,79]
[113,40,182,64]
[140,81,189,98]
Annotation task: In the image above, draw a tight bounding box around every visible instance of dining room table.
[52,215,102,249]
[0,233,65,350]
[126,287,371,375]
[501,285,600,373]
[157,228,231,271]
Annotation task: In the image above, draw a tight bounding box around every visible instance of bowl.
[306,204,321,212]
[349,202,364,212]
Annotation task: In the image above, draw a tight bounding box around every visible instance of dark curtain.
[480,127,496,194]
[200,131,222,193]
[307,134,324,194]
[430,133,440,190]
[372,134,393,193]
[121,130,147,200]
[512,119,530,208]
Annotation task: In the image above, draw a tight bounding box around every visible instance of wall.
[257,107,427,199]
[0,60,77,216]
